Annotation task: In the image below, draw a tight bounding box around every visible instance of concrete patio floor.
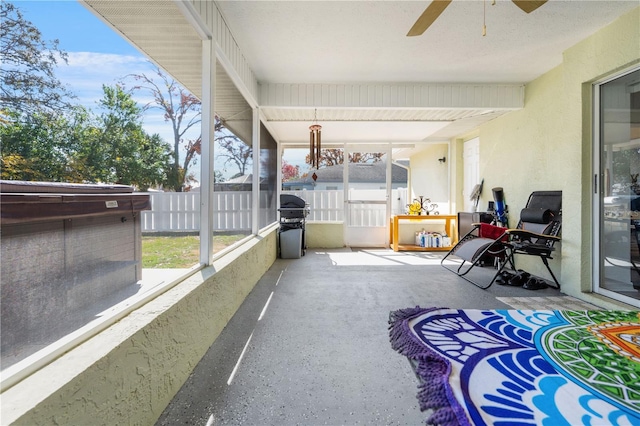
[155,248,600,426]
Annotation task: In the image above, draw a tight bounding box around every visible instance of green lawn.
[142,234,246,268]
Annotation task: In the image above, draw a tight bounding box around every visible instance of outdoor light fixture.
[308,109,322,168]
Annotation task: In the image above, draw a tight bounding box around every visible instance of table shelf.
[394,244,453,252]
[390,215,457,252]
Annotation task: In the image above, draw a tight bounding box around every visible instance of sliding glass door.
[595,67,640,306]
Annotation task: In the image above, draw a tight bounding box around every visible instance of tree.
[214,116,253,178]
[217,137,252,177]
[0,6,176,189]
[124,66,263,186]
[0,93,171,191]
[0,2,75,117]
[213,170,226,183]
[77,85,171,191]
[305,149,384,168]
[122,65,201,191]
[180,136,201,191]
[0,107,89,181]
[281,160,299,182]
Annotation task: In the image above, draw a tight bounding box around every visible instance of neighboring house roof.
[285,161,407,186]
[224,174,253,184]
[213,174,266,191]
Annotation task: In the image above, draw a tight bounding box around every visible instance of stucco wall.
[3,228,278,426]
[564,6,640,300]
[467,7,640,307]
[410,144,450,213]
[306,222,345,248]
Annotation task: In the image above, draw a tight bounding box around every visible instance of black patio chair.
[441,190,562,289]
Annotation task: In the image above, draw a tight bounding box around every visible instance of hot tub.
[1,180,151,364]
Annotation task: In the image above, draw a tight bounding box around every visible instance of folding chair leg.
[541,257,561,289]
[441,238,516,289]
[484,259,510,289]
[442,254,515,290]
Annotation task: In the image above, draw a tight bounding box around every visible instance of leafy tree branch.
[0,2,75,117]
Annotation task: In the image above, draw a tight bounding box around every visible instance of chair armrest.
[458,223,482,238]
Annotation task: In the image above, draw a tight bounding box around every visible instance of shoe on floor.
[507,270,530,287]
[523,277,548,290]
[496,270,515,285]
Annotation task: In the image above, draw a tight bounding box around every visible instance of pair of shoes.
[523,277,548,290]
[495,270,515,286]
[507,270,530,287]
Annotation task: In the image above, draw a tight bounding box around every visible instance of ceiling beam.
[259,83,524,110]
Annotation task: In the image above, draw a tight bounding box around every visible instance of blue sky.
[15,1,139,54]
[15,1,156,106]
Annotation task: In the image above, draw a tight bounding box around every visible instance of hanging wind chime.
[308,109,321,168]
[482,0,496,36]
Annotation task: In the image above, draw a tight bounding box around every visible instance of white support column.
[276,116,282,221]
[343,143,349,241]
[200,38,215,265]
[252,107,260,234]
[446,140,452,214]
[385,143,392,246]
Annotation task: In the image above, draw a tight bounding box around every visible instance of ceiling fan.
[407,0,548,36]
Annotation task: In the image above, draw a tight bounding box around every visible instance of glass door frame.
[592,64,640,307]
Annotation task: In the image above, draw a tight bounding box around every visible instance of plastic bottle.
[441,231,450,247]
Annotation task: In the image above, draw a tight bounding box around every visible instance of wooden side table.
[390,214,457,252]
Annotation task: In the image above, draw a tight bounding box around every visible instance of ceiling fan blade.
[512,0,548,14]
[407,0,453,37]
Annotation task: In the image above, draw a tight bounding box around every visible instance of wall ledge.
[1,228,277,426]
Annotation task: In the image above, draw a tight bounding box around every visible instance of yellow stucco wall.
[450,135,470,214]
[468,7,640,307]
[3,229,278,426]
[410,144,450,213]
[306,222,345,248]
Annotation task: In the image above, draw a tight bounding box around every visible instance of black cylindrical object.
[492,187,507,227]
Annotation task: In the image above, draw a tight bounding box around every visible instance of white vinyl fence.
[141,188,408,232]
[285,188,408,226]
[283,190,344,221]
[141,191,252,232]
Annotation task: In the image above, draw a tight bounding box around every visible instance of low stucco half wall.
[305,222,345,248]
[2,227,278,426]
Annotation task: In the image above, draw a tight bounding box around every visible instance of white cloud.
[55,51,180,139]
[63,51,152,77]
[57,51,154,106]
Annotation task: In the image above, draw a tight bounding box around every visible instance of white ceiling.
[216,0,637,84]
[84,0,639,152]
[262,107,504,146]
[274,119,452,145]
[215,0,638,149]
